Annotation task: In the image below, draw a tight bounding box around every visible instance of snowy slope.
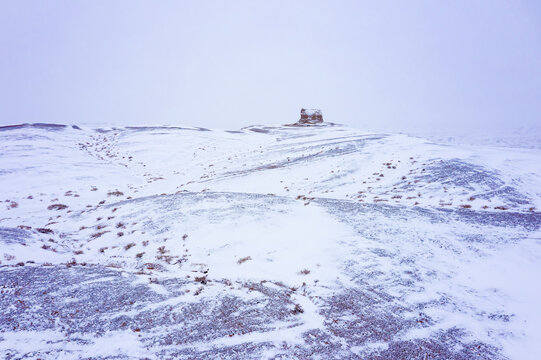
[1,123,540,359]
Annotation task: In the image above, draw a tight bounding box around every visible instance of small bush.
[36,228,53,234]
[91,231,108,239]
[291,304,304,314]
[107,190,124,197]
[237,256,252,264]
[124,243,135,250]
[157,246,168,254]
[299,269,311,275]
[47,204,68,211]
[194,276,207,285]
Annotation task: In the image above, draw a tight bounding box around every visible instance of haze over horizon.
[1,1,540,134]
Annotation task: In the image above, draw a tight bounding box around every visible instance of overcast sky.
[1,1,540,133]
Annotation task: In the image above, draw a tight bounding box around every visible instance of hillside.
[1,123,540,359]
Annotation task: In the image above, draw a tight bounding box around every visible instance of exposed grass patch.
[107,190,124,197]
[237,256,252,264]
[47,204,68,211]
[91,231,109,239]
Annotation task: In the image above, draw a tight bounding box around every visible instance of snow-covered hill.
[1,123,540,359]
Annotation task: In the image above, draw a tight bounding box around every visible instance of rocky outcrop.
[298,108,323,125]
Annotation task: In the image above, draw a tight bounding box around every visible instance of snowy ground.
[1,122,540,359]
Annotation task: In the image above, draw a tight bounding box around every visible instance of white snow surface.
[0,123,540,359]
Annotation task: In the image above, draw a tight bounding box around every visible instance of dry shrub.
[460,204,472,209]
[157,246,168,254]
[194,275,207,285]
[124,243,136,250]
[91,231,108,239]
[135,252,145,258]
[291,304,304,314]
[494,206,508,210]
[36,228,53,234]
[47,204,68,211]
[237,256,252,264]
[108,190,124,197]
[299,269,311,275]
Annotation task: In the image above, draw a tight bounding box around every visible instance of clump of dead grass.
[237,256,252,264]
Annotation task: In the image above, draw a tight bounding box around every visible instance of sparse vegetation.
[237,256,252,264]
[291,304,304,314]
[157,246,168,254]
[47,204,68,210]
[299,269,311,275]
[91,231,109,239]
[107,190,124,197]
[124,243,136,250]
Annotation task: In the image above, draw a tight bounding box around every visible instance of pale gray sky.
[1,1,540,133]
